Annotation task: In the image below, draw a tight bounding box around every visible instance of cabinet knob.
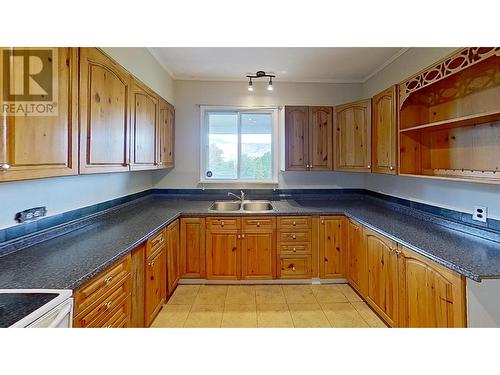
[149,260,155,267]
[293,247,296,252]
[321,220,324,224]
[237,234,241,239]
[104,300,113,309]
[257,222,260,227]
[367,165,371,168]
[389,166,394,170]
[292,234,296,239]
[220,221,225,227]
[292,221,296,226]
[104,276,113,285]
[241,234,245,239]
[0,163,10,171]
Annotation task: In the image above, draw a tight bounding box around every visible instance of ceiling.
[148,47,407,83]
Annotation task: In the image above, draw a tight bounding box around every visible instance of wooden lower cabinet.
[73,255,131,328]
[166,220,180,295]
[130,243,146,327]
[241,217,276,280]
[145,247,166,326]
[364,227,399,327]
[319,216,345,278]
[398,245,466,328]
[180,218,206,278]
[206,229,240,280]
[347,219,367,294]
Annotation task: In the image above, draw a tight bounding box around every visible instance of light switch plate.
[473,206,487,223]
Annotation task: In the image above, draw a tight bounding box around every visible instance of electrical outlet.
[473,206,487,223]
[15,207,47,223]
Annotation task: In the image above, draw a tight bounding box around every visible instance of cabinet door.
[158,98,175,168]
[319,216,344,278]
[372,85,397,174]
[167,220,180,295]
[347,219,367,294]
[398,245,466,328]
[180,218,206,278]
[79,48,131,174]
[0,47,78,182]
[334,99,371,172]
[309,107,333,170]
[130,79,158,170]
[285,106,309,170]
[145,249,166,326]
[241,231,276,280]
[365,227,398,327]
[206,230,240,280]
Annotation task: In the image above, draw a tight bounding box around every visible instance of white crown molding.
[361,47,410,82]
[148,47,410,84]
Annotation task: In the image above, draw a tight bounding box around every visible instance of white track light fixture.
[246,71,275,92]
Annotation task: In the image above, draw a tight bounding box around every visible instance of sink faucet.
[228,190,245,203]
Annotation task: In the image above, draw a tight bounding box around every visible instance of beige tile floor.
[151,284,387,328]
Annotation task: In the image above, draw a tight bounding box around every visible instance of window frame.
[199,105,279,184]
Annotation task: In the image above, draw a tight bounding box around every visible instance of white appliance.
[0,289,73,328]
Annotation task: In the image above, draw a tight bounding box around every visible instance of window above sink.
[199,106,280,185]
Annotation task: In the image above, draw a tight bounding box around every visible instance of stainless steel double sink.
[209,200,274,213]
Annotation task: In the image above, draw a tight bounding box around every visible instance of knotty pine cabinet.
[166,220,180,295]
[241,217,276,280]
[144,229,167,326]
[285,106,333,171]
[334,99,372,172]
[372,85,398,174]
[0,47,79,182]
[158,98,175,168]
[206,227,240,280]
[130,78,159,170]
[180,218,206,278]
[319,216,345,279]
[79,47,131,174]
[398,244,466,327]
[364,227,399,327]
[346,219,367,295]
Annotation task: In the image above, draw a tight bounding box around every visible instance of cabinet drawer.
[97,298,130,328]
[279,230,311,243]
[74,277,130,328]
[278,255,312,279]
[278,216,311,229]
[242,217,276,231]
[147,229,166,258]
[206,217,240,230]
[279,243,311,255]
[74,255,130,315]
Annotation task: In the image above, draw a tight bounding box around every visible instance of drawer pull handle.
[0,163,10,171]
[105,300,113,309]
[104,276,113,285]
[149,260,156,267]
[152,236,163,245]
[288,264,296,272]
[105,324,112,328]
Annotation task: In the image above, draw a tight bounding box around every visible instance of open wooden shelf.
[398,48,500,185]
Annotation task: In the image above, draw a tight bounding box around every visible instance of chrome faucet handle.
[240,190,245,201]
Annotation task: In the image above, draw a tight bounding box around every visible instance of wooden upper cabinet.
[398,245,466,328]
[334,99,372,172]
[364,227,399,327]
[372,85,397,174]
[319,216,345,278]
[285,106,309,170]
[79,48,131,174]
[285,106,333,171]
[180,218,206,279]
[130,78,158,170]
[0,47,78,182]
[309,106,333,170]
[347,219,367,294]
[158,97,175,168]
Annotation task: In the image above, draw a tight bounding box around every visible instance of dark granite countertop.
[0,195,499,291]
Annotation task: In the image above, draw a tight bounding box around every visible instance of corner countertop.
[0,195,499,291]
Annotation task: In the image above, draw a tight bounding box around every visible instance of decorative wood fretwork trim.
[399,47,500,108]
